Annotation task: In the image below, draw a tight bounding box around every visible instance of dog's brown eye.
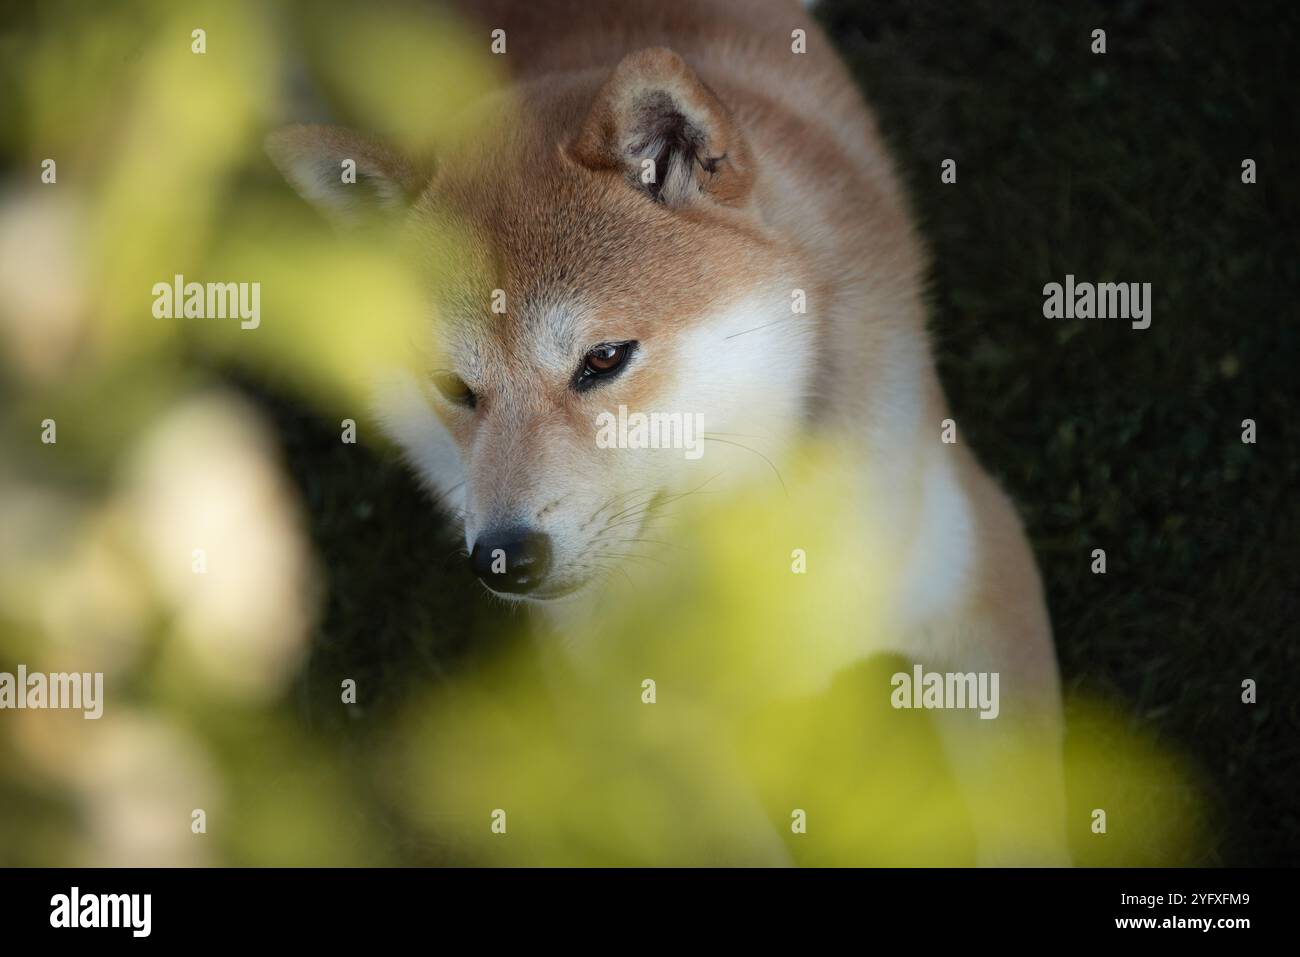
[432,371,475,408]
[578,341,635,389]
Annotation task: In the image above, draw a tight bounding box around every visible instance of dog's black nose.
[469,528,552,595]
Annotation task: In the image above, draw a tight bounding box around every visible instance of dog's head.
[268,48,813,602]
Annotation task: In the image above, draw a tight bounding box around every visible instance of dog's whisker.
[722,316,789,340]
[702,436,787,495]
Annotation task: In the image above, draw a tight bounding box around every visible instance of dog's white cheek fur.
[656,289,817,490]
[372,371,466,508]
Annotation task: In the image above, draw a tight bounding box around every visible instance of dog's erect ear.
[570,47,755,209]
[265,124,429,227]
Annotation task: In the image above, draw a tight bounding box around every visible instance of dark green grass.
[244,0,1298,864]
[817,0,1299,864]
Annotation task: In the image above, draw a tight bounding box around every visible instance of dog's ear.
[570,47,755,209]
[265,124,429,227]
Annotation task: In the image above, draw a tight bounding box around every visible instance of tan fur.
[269,0,1065,863]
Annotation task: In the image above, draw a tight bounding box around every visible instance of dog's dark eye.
[577,341,635,389]
[432,371,476,408]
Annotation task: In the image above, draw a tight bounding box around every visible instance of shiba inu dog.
[268,0,1066,863]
